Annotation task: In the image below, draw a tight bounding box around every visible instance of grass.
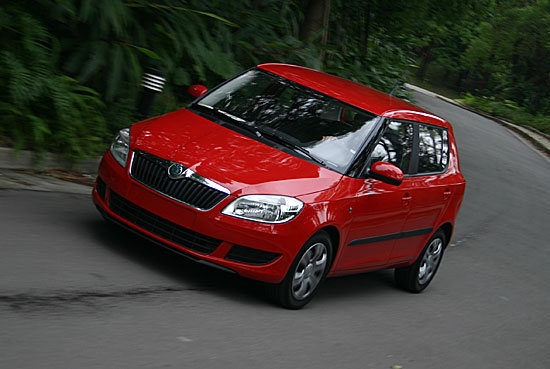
[457,93,550,135]
[407,75,550,135]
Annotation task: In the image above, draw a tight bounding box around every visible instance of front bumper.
[92,151,310,283]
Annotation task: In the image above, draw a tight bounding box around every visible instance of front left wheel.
[270,231,333,309]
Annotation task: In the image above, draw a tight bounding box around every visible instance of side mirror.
[188,84,208,98]
[369,161,403,186]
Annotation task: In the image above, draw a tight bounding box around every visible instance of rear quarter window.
[417,124,449,174]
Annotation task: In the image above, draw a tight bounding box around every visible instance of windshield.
[194,69,379,172]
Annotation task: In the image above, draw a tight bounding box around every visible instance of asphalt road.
[1,91,550,369]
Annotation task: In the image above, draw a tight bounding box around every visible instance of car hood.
[130,109,342,197]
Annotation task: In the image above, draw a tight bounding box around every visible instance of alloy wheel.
[417,237,443,285]
[291,242,328,300]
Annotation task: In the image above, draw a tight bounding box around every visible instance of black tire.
[395,229,446,293]
[270,231,333,309]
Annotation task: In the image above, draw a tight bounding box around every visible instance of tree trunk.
[364,7,371,58]
[300,0,331,64]
[416,47,432,81]
[300,0,331,42]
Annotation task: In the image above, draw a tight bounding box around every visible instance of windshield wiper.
[257,128,326,166]
[194,103,262,137]
[193,104,325,166]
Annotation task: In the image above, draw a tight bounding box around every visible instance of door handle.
[402,193,412,205]
[443,189,452,200]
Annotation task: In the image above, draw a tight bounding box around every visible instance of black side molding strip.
[348,227,433,246]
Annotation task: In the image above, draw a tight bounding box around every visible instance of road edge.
[406,83,550,159]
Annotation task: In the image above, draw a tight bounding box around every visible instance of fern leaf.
[131,45,161,60]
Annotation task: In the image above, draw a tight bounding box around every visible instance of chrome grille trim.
[130,150,230,210]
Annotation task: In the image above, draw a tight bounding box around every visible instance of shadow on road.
[85,217,270,306]
[85,216,401,309]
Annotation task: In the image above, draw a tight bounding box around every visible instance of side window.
[370,121,414,173]
[417,124,449,174]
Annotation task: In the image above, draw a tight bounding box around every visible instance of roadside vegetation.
[1,0,548,161]
[457,94,550,135]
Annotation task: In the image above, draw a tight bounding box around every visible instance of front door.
[336,179,412,272]
[336,120,415,272]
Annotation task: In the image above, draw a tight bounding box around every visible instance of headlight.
[110,128,130,167]
[222,195,303,223]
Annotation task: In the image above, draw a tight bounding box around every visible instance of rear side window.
[417,125,449,174]
[367,120,449,176]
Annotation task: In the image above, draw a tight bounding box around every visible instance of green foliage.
[492,3,550,114]
[415,0,550,115]
[216,0,320,71]
[1,0,548,162]
[60,0,241,99]
[0,2,109,161]
[458,93,550,134]
[323,0,415,97]
[324,34,413,97]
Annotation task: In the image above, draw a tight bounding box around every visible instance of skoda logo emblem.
[167,163,185,179]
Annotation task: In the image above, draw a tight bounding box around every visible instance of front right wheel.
[395,229,446,293]
[269,231,333,309]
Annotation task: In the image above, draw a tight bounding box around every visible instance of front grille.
[109,191,221,254]
[225,245,281,265]
[130,150,229,210]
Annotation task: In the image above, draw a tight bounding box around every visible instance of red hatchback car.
[93,63,466,309]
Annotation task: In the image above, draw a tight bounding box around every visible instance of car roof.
[258,63,449,128]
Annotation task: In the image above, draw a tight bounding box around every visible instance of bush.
[0,4,109,162]
[458,93,550,134]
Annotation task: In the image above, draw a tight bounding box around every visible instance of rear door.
[389,123,452,262]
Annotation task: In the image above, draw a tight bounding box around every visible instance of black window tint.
[370,121,414,173]
[418,125,449,174]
